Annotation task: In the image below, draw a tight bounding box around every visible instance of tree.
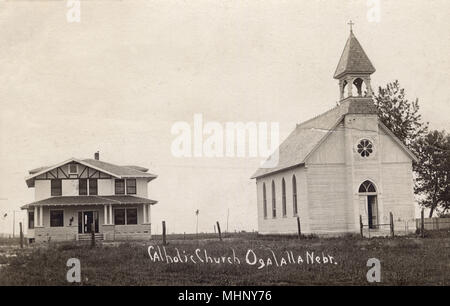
[373,80,428,149]
[373,81,450,217]
[413,130,450,217]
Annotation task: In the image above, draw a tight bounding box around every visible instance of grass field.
[0,231,449,285]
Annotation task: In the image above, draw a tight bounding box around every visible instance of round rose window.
[357,139,373,157]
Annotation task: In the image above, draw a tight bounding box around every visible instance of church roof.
[252,98,417,179]
[252,98,387,179]
[333,31,376,79]
[252,99,355,178]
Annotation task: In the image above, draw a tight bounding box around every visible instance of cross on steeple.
[348,20,355,32]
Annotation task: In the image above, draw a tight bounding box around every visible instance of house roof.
[122,165,149,172]
[251,98,417,179]
[21,195,157,209]
[81,159,156,178]
[334,31,376,79]
[28,166,49,175]
[25,158,157,187]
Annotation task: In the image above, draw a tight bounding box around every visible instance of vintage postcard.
[0,0,448,294]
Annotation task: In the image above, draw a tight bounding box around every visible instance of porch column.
[109,204,113,225]
[104,205,108,224]
[147,204,151,224]
[143,204,147,223]
[39,206,43,227]
[34,206,38,227]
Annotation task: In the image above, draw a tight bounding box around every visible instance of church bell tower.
[334,22,376,101]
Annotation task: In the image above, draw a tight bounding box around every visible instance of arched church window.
[271,180,276,218]
[263,183,267,218]
[359,180,376,193]
[357,139,373,157]
[292,175,298,216]
[282,178,287,217]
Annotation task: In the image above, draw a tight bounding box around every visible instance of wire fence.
[359,212,396,238]
[416,217,450,231]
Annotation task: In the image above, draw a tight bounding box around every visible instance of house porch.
[22,196,156,243]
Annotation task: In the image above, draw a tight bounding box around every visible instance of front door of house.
[78,211,99,234]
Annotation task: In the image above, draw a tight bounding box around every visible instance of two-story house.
[21,152,158,242]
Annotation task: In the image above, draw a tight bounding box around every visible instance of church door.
[367,195,378,229]
[359,181,378,229]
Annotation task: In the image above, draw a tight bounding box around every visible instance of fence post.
[389,212,394,238]
[19,222,23,249]
[296,217,301,239]
[90,223,95,248]
[162,221,167,245]
[421,209,425,238]
[216,221,222,241]
[359,215,363,238]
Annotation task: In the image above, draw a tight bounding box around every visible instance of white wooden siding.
[255,113,416,235]
[35,180,50,201]
[256,167,309,234]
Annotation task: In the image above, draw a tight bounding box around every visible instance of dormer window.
[68,164,78,175]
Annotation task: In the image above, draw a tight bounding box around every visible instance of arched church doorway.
[359,180,378,229]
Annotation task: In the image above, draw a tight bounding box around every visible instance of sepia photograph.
[0,0,448,296]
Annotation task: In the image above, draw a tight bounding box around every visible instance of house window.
[357,139,374,157]
[89,179,98,195]
[292,175,298,216]
[51,179,62,196]
[114,208,137,225]
[263,183,267,219]
[114,209,126,225]
[126,208,138,225]
[79,179,88,195]
[126,179,137,195]
[50,210,64,227]
[115,179,125,195]
[28,211,34,229]
[271,180,276,218]
[68,164,78,174]
[282,178,287,217]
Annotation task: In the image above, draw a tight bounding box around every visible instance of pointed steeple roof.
[333,31,375,79]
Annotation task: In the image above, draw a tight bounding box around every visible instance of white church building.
[252,29,417,235]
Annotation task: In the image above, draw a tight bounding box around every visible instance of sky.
[0,0,449,235]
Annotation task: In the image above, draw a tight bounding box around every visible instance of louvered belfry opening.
[334,30,376,100]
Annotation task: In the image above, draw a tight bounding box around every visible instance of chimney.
[94,151,100,160]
